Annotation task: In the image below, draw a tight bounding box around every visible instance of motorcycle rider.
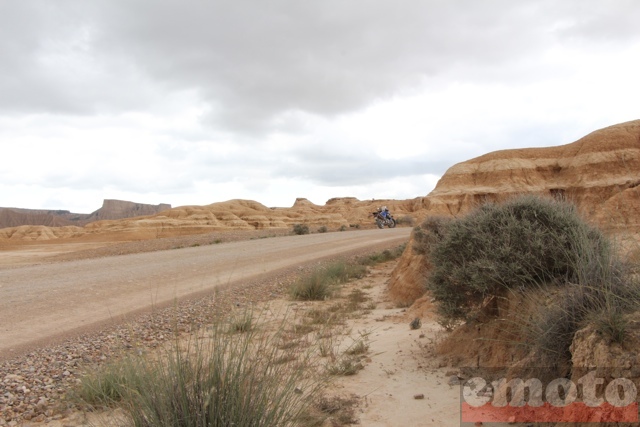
[379,206,390,219]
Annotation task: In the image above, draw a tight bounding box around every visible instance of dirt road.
[0,228,410,357]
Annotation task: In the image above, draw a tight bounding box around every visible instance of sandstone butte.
[1,119,639,302]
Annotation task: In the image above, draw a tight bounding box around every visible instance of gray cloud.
[1,1,639,211]
[6,1,636,128]
[274,145,449,186]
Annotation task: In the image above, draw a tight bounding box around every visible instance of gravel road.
[0,228,410,359]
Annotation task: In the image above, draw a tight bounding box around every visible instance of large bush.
[426,195,608,322]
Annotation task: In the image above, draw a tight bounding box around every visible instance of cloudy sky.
[1,1,639,213]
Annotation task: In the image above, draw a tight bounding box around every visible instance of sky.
[1,1,639,213]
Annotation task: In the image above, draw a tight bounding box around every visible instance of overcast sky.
[1,1,639,213]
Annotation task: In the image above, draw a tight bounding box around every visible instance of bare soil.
[2,228,468,427]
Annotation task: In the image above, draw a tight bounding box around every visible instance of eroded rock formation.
[0,200,171,231]
[388,119,640,304]
[0,197,418,242]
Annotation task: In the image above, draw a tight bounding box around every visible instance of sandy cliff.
[0,197,418,242]
[426,119,640,230]
[388,119,640,304]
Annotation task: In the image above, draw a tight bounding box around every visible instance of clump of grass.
[289,275,333,301]
[325,332,369,376]
[318,225,328,233]
[289,261,368,301]
[326,356,364,376]
[318,338,337,358]
[228,308,255,333]
[344,339,369,356]
[523,233,640,364]
[359,244,406,265]
[296,394,359,426]
[74,314,324,427]
[305,308,336,326]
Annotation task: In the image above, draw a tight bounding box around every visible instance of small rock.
[447,375,461,386]
[409,318,421,330]
[413,393,425,399]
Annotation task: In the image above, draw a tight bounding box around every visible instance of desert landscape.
[1,119,640,426]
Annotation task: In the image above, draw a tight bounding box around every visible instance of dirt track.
[0,228,410,358]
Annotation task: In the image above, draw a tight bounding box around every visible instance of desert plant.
[289,261,367,301]
[326,356,364,376]
[228,308,255,333]
[75,315,324,427]
[292,223,310,235]
[427,195,609,322]
[317,225,328,233]
[412,215,452,255]
[359,244,406,265]
[523,230,640,362]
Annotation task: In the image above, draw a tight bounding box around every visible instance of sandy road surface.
[0,228,410,357]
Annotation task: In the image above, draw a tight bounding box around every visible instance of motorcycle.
[372,211,396,229]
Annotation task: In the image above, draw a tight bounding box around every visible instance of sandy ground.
[327,264,463,427]
[46,261,465,427]
[1,229,482,426]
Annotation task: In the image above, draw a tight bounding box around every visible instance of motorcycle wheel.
[387,219,397,228]
[376,219,384,229]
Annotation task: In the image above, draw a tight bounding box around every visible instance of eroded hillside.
[389,119,640,305]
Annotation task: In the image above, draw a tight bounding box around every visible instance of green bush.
[427,195,608,322]
[412,216,452,255]
[318,225,328,233]
[293,224,310,235]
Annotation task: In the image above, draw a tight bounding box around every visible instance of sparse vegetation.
[289,261,367,301]
[292,223,310,235]
[297,394,359,426]
[318,225,328,233]
[228,308,255,333]
[326,356,364,376]
[359,244,406,265]
[75,313,324,427]
[73,245,406,426]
